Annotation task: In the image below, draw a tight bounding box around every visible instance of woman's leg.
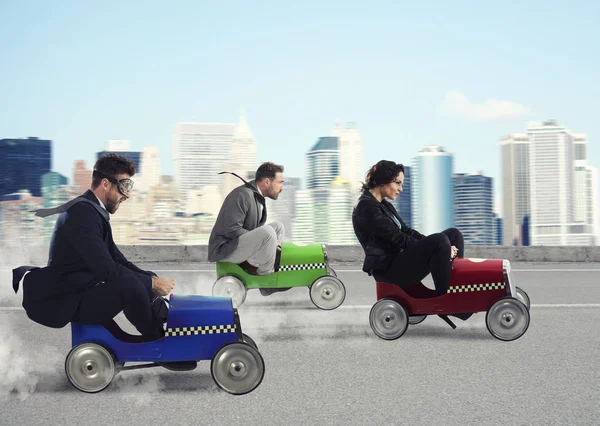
[442,227,465,258]
[379,233,452,295]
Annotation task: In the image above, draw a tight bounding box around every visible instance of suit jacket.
[352,189,425,275]
[208,178,267,262]
[12,190,156,328]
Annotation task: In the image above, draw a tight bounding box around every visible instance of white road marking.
[2,304,600,312]
[2,268,600,273]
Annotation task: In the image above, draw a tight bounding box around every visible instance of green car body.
[213,242,346,310]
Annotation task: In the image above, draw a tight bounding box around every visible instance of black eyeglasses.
[93,170,134,196]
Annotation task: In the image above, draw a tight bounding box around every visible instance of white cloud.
[438,90,533,121]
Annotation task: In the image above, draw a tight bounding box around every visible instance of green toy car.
[212,242,346,310]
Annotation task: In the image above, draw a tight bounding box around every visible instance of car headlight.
[503,259,511,274]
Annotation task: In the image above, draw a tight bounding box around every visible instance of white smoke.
[0,316,62,401]
[111,369,164,405]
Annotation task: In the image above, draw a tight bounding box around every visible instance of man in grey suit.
[208,162,285,277]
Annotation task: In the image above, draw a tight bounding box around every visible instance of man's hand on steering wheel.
[152,276,175,296]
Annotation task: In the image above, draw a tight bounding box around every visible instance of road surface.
[1,263,599,425]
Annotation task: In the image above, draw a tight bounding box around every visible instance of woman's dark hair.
[361,160,405,191]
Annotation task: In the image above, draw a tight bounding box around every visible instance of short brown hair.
[255,162,284,182]
[91,153,136,189]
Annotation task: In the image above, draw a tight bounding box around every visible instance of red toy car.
[369,258,530,341]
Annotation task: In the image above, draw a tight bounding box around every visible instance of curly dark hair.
[255,161,284,182]
[361,160,405,191]
[91,153,136,189]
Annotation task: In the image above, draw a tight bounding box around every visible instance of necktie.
[32,196,110,222]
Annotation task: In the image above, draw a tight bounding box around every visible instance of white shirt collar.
[256,183,263,197]
[94,192,107,211]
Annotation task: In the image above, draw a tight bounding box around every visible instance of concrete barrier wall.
[3,244,600,266]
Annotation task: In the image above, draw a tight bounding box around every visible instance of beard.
[106,195,125,214]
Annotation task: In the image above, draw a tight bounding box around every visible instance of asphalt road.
[1,263,599,426]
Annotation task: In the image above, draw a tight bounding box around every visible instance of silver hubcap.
[213,276,246,307]
[487,299,529,341]
[370,300,408,339]
[66,344,115,392]
[212,343,264,395]
[310,277,345,309]
[230,361,246,377]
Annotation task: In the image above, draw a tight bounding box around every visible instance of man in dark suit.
[13,153,174,341]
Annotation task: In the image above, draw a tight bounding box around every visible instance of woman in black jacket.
[352,160,465,297]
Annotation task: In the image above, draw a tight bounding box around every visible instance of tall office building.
[172,122,235,201]
[73,160,92,194]
[411,145,454,235]
[453,172,494,245]
[0,137,51,197]
[221,112,258,199]
[136,147,162,192]
[500,133,530,246]
[493,213,503,246]
[392,165,412,226]
[40,172,79,242]
[306,137,339,189]
[96,140,142,173]
[528,120,595,245]
[573,134,598,244]
[266,177,301,241]
[331,122,364,191]
[291,180,357,244]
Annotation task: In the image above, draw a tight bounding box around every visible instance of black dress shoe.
[451,313,474,321]
[238,261,259,275]
[157,361,198,371]
[259,287,291,296]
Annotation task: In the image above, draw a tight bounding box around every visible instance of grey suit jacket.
[207,180,267,262]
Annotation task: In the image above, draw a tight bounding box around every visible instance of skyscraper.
[453,171,494,245]
[221,112,258,199]
[73,160,92,194]
[411,145,454,235]
[331,122,364,191]
[0,137,51,197]
[392,165,412,226]
[266,176,301,241]
[96,140,141,173]
[528,120,595,245]
[500,133,530,246]
[172,122,235,201]
[306,137,339,189]
[136,147,162,191]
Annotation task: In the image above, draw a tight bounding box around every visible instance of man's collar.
[92,192,107,211]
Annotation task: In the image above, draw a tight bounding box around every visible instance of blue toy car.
[64,294,265,395]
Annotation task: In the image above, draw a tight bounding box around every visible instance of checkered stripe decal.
[165,324,236,337]
[447,282,505,293]
[277,263,326,272]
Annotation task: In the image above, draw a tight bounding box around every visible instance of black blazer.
[352,189,425,275]
[12,190,156,328]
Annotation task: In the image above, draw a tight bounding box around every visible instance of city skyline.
[2,1,598,216]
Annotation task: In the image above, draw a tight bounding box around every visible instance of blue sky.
[1,0,598,210]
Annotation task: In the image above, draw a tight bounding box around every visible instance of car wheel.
[309,276,346,310]
[369,299,409,340]
[486,297,530,341]
[213,276,247,307]
[211,342,265,395]
[408,315,427,325]
[242,333,258,350]
[515,287,530,310]
[65,343,116,393]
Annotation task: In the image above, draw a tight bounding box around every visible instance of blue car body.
[70,294,243,362]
